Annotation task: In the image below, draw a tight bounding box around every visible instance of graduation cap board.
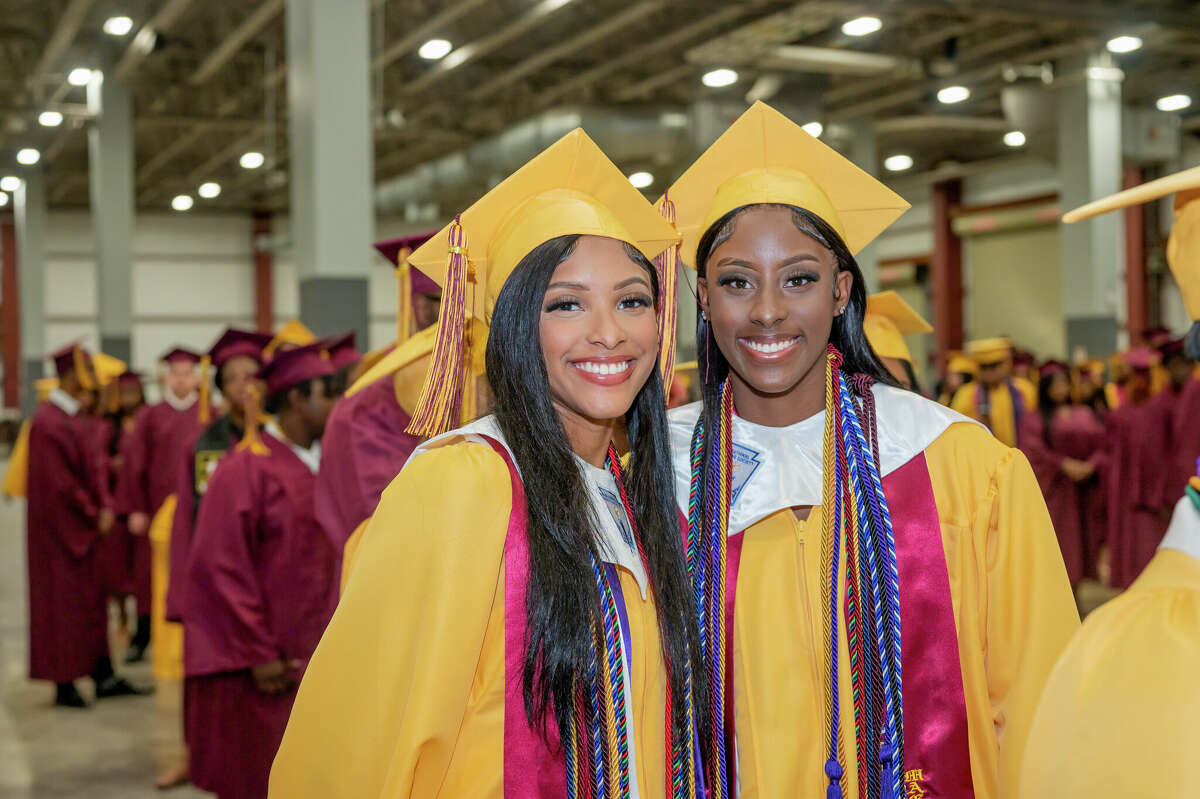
[863,290,933,363]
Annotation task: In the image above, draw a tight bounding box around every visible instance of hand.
[251,658,301,695]
[128,511,150,536]
[97,508,116,537]
[1061,458,1095,483]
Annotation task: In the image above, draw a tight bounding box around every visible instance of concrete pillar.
[86,71,136,363]
[1057,52,1125,356]
[253,213,274,333]
[1,215,20,409]
[14,172,47,415]
[286,0,373,344]
[931,178,964,367]
[849,120,880,292]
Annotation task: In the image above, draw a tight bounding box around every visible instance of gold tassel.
[236,383,270,456]
[655,192,681,389]
[198,355,212,424]
[406,216,472,437]
[396,246,414,345]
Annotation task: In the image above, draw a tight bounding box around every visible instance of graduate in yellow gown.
[270,129,703,799]
[950,337,1038,447]
[1021,164,1200,798]
[863,290,933,393]
[661,102,1078,799]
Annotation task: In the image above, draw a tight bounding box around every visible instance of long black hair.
[1037,368,1069,446]
[486,234,700,747]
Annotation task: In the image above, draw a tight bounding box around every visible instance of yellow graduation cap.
[863,291,932,362]
[264,319,316,358]
[34,377,59,401]
[1064,165,1200,320]
[662,101,911,270]
[945,350,978,377]
[966,337,1013,364]
[92,352,128,387]
[405,128,679,436]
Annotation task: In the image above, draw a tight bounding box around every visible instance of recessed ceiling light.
[418,39,453,60]
[1156,94,1192,112]
[1106,35,1142,54]
[67,67,94,86]
[198,182,221,199]
[628,171,654,189]
[937,85,970,104]
[842,16,882,37]
[171,195,194,212]
[103,16,134,36]
[1003,130,1027,147]
[801,121,824,138]
[0,176,20,192]
[0,193,8,208]
[16,148,40,166]
[239,151,265,169]
[38,110,63,127]
[702,68,739,88]
[884,154,914,172]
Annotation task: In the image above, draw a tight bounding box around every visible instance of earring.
[701,310,709,321]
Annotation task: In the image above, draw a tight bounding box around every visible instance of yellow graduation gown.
[1020,498,1200,799]
[148,494,184,681]
[2,419,31,498]
[950,378,1036,447]
[669,389,1078,799]
[269,436,670,798]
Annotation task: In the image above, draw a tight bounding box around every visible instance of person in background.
[1012,348,1037,384]
[863,289,932,393]
[321,332,361,398]
[937,349,977,405]
[1104,351,1130,409]
[950,337,1038,446]
[185,343,339,799]
[1020,361,1107,587]
[262,319,316,359]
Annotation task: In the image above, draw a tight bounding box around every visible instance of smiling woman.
[269,129,702,799]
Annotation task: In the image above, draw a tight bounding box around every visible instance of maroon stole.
[723,452,975,797]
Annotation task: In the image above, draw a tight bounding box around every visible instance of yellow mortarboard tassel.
[73,347,96,391]
[655,191,681,388]
[198,355,212,425]
[236,383,270,456]
[406,216,472,437]
[396,246,414,345]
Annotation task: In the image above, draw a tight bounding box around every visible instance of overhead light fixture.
[702,68,738,88]
[0,176,20,192]
[103,15,134,36]
[842,16,882,37]
[1157,93,1192,112]
[884,154,913,172]
[171,195,194,212]
[628,171,654,189]
[16,148,40,166]
[1106,35,1142,54]
[937,85,970,104]
[38,110,63,127]
[1003,130,1027,147]
[67,67,94,86]
[198,182,221,199]
[418,38,453,60]
[801,121,824,138]
[0,193,8,208]
[239,151,265,169]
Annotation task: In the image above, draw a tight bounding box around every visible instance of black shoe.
[54,683,90,708]
[124,643,147,664]
[95,675,155,699]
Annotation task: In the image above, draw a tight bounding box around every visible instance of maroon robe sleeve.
[1019,412,1066,490]
[116,405,153,516]
[184,452,282,675]
[165,442,198,622]
[28,412,100,559]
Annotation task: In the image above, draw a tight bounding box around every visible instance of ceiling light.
[628,171,654,189]
[67,67,94,86]
[702,68,739,88]
[418,38,453,60]
[937,85,970,104]
[801,121,824,138]
[1156,94,1192,112]
[239,151,265,169]
[842,16,882,37]
[198,182,221,199]
[38,110,63,127]
[103,15,134,36]
[0,193,7,208]
[1106,35,1142,54]
[171,195,194,212]
[0,176,20,192]
[884,154,913,172]
[1003,130,1027,147]
[16,148,40,166]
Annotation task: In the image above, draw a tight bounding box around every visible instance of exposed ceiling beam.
[874,115,1011,135]
[31,0,95,84]
[612,63,696,102]
[756,45,922,78]
[190,0,284,85]
[113,0,196,83]
[371,0,488,74]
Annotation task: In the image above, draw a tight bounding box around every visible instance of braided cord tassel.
[654,192,681,386]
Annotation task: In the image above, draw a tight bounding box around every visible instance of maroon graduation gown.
[1165,378,1200,500]
[1019,406,1107,584]
[313,373,419,570]
[26,401,110,683]
[82,414,129,599]
[183,431,338,799]
[1105,400,1171,588]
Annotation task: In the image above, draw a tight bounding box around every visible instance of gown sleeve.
[975,445,1080,798]
[116,406,152,516]
[269,442,512,799]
